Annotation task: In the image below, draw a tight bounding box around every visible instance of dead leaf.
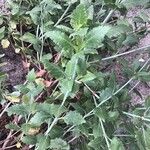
[28,127,40,135]
[35,78,44,85]
[43,80,52,87]
[36,69,46,77]
[22,61,30,69]
[1,39,10,48]
[15,48,21,53]
[5,95,20,103]
[16,142,22,148]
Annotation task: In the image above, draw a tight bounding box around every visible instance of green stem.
[54,4,71,27]
[45,92,69,135]
[123,112,150,122]
[102,45,150,61]
[99,119,111,150]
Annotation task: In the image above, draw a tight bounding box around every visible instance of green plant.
[1,0,150,149]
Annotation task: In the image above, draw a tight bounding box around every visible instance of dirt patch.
[0,44,27,90]
[0,0,9,15]
[123,7,150,105]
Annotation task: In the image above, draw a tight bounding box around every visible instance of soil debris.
[0,44,27,89]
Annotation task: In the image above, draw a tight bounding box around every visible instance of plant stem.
[83,83,100,99]
[45,117,58,135]
[64,57,150,136]
[0,102,11,118]
[102,10,115,24]
[102,45,150,61]
[83,77,134,118]
[123,112,150,122]
[100,119,111,150]
[84,57,150,118]
[54,4,71,27]
[45,92,69,135]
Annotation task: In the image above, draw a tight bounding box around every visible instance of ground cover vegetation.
[0,0,150,149]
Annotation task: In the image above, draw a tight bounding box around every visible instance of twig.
[0,102,11,118]
[1,144,16,150]
[2,131,13,149]
[68,136,77,144]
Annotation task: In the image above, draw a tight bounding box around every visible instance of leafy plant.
[0,0,150,149]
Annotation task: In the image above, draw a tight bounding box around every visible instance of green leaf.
[7,104,29,116]
[60,79,74,95]
[145,96,150,108]
[64,111,85,126]
[87,5,94,20]
[49,126,64,139]
[65,55,78,80]
[45,30,75,52]
[0,26,5,40]
[0,72,7,81]
[88,137,103,150]
[26,6,41,24]
[7,1,20,15]
[108,73,116,92]
[27,69,36,82]
[43,61,65,79]
[56,25,73,33]
[135,131,146,150]
[99,88,113,102]
[93,123,102,138]
[37,103,66,117]
[85,25,110,49]
[94,108,107,121]
[5,123,20,131]
[70,4,88,30]
[110,137,125,150]
[36,134,50,150]
[22,135,37,145]
[41,54,52,62]
[107,24,132,37]
[108,111,119,121]
[136,71,150,81]
[50,138,70,150]
[20,33,39,45]
[143,128,150,149]
[123,34,138,46]
[77,56,87,76]
[29,112,50,126]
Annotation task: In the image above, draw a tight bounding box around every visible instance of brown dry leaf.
[1,39,10,48]
[43,80,52,87]
[22,60,30,69]
[36,69,46,77]
[28,127,40,135]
